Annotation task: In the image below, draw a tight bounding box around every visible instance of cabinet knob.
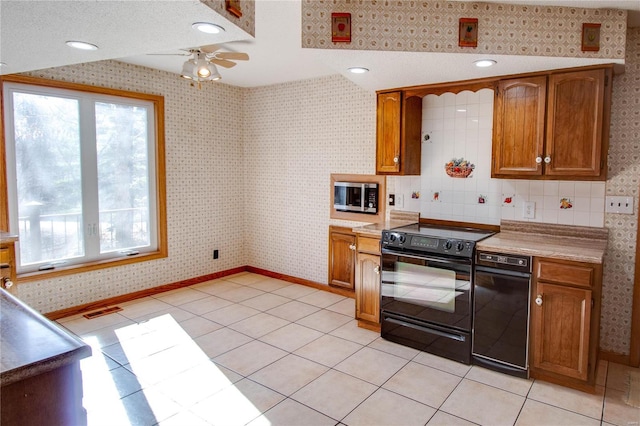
[544,156,551,164]
[3,277,13,289]
[535,295,543,306]
[374,265,380,275]
[535,156,543,164]
[393,157,399,163]
[349,244,356,251]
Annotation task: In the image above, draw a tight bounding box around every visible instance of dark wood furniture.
[1,288,92,425]
[328,226,356,290]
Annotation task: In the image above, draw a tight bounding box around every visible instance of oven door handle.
[384,316,466,342]
[381,250,471,267]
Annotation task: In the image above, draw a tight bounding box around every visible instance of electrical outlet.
[605,196,634,214]
[523,201,535,219]
[213,249,219,259]
[396,194,404,209]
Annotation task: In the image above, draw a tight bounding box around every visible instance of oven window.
[381,257,471,314]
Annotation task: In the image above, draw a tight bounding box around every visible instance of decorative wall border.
[301,0,626,59]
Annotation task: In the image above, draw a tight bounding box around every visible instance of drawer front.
[536,259,594,288]
[357,236,381,255]
[0,245,12,266]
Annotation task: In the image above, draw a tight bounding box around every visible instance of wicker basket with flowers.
[445,158,475,178]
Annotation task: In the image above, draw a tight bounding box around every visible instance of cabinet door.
[376,92,402,174]
[531,282,592,381]
[329,231,356,289]
[545,69,606,177]
[492,76,546,177]
[355,253,381,323]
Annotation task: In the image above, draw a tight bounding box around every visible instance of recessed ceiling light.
[0,62,6,67]
[66,40,99,50]
[192,22,225,34]
[348,67,369,74]
[474,59,497,68]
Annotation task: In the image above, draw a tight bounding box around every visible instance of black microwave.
[334,182,379,214]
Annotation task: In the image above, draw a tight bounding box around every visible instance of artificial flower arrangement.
[445,158,475,178]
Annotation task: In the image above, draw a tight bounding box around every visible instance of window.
[1,76,167,277]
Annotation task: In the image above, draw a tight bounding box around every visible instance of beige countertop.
[0,232,19,244]
[478,220,608,264]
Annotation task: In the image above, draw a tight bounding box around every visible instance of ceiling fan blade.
[215,52,249,61]
[211,59,237,68]
[146,52,191,56]
[200,44,222,54]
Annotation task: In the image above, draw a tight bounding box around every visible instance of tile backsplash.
[389,89,606,228]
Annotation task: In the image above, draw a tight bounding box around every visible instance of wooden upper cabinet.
[492,66,612,180]
[376,91,421,175]
[545,69,607,177]
[492,76,547,177]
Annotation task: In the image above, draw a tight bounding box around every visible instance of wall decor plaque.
[459,18,478,47]
[332,12,351,43]
[581,23,601,51]
[226,0,242,18]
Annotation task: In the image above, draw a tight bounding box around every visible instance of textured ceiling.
[1,0,639,92]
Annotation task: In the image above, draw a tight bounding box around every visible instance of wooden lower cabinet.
[328,226,356,290]
[530,257,602,391]
[355,235,381,329]
[355,252,381,324]
[0,239,17,294]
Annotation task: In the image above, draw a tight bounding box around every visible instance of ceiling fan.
[150,44,249,82]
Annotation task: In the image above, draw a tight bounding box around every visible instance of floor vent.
[83,306,122,319]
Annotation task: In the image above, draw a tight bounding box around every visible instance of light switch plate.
[523,201,535,219]
[605,196,634,214]
[396,194,404,209]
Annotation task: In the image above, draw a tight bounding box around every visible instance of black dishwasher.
[472,252,531,378]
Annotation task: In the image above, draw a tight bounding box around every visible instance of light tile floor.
[58,272,640,426]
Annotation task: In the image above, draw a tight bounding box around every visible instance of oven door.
[380,250,473,332]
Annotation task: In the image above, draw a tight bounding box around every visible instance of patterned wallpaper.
[301,0,627,59]
[15,61,247,313]
[201,0,255,37]
[243,75,376,282]
[600,27,640,355]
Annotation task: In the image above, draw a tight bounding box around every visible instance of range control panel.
[381,231,476,259]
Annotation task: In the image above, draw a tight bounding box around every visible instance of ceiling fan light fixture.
[192,22,225,34]
[180,60,197,79]
[474,59,497,68]
[348,67,369,74]
[65,40,99,50]
[181,54,221,82]
[194,52,212,78]
[208,64,222,81]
